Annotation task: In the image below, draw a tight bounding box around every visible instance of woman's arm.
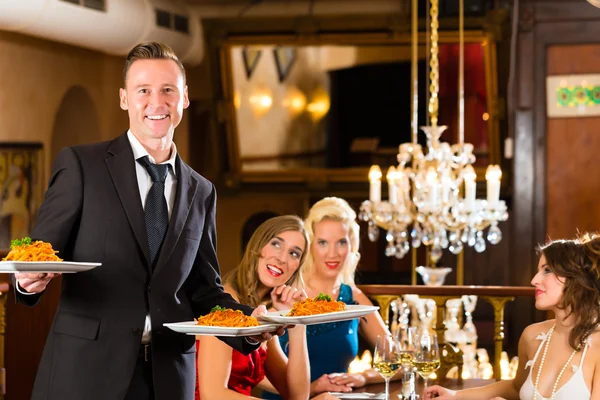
[256,376,278,393]
[197,336,263,399]
[197,287,264,399]
[197,336,259,400]
[590,352,600,400]
[353,287,390,347]
[264,326,310,400]
[425,324,536,400]
[327,286,395,387]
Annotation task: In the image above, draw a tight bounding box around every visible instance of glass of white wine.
[396,326,419,399]
[413,332,441,393]
[373,334,402,400]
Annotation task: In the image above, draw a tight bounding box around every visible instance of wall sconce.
[282,85,307,117]
[306,85,330,122]
[248,84,273,117]
[233,91,241,109]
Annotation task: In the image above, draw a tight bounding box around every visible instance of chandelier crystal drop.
[357,0,508,262]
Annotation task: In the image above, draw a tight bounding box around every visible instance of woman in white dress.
[424,233,600,400]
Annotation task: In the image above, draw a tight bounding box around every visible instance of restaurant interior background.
[0,0,600,398]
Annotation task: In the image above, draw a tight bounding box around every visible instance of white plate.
[0,261,101,273]
[163,321,283,337]
[329,393,385,399]
[257,304,379,325]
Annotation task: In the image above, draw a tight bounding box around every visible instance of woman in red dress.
[196,215,310,400]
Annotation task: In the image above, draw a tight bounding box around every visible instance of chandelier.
[358,0,508,264]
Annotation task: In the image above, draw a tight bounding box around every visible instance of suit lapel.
[153,156,198,273]
[105,133,151,269]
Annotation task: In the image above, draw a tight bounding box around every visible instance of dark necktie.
[137,156,169,266]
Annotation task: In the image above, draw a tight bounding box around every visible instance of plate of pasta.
[163,321,282,337]
[0,237,101,273]
[0,261,101,273]
[257,294,380,325]
[164,306,282,337]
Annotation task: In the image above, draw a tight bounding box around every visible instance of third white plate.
[257,304,379,325]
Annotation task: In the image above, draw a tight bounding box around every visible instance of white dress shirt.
[128,130,178,343]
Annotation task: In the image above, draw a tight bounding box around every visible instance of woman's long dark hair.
[539,232,600,349]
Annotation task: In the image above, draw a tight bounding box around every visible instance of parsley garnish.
[10,237,32,249]
[210,305,226,313]
[315,293,332,301]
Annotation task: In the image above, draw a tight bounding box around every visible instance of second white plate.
[163,321,282,337]
[0,261,101,273]
[257,304,379,325]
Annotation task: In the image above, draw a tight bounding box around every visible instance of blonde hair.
[224,215,309,308]
[302,197,361,285]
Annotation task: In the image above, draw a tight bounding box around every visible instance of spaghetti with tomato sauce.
[287,293,346,316]
[2,237,63,262]
[196,306,259,327]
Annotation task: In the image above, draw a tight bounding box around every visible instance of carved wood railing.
[358,285,535,381]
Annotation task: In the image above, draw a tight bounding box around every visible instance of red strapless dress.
[195,340,268,399]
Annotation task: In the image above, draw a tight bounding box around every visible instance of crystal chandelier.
[358,0,508,264]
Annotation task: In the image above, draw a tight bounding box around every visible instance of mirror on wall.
[215,31,501,184]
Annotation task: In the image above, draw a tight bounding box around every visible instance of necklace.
[533,324,579,400]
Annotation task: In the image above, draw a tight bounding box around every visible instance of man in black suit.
[14,42,277,400]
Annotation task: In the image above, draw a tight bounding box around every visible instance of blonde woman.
[263,197,390,399]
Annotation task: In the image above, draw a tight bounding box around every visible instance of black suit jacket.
[16,133,256,400]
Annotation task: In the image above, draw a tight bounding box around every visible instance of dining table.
[336,377,494,399]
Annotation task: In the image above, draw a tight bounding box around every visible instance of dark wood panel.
[546,44,600,239]
[533,20,600,247]
[518,3,600,327]
[535,1,600,22]
[547,44,600,74]
[5,279,61,400]
[516,29,534,108]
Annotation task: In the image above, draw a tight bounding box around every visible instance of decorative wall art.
[0,143,44,249]
[241,47,262,80]
[273,46,297,82]
[547,74,600,118]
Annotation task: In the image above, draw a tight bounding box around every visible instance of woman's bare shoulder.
[586,326,600,346]
[350,285,363,296]
[521,320,555,343]
[350,285,375,305]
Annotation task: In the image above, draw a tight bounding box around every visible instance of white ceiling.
[181,0,288,4]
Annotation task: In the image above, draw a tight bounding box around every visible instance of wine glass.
[413,331,440,393]
[372,334,402,400]
[396,326,418,399]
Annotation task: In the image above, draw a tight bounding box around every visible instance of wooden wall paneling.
[5,279,61,400]
[509,0,600,344]
[511,1,537,340]
[528,2,600,325]
[545,44,600,239]
[534,18,600,238]
[534,1,600,22]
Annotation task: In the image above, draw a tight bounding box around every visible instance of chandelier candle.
[369,165,382,203]
[387,167,399,205]
[463,165,477,209]
[485,165,502,208]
